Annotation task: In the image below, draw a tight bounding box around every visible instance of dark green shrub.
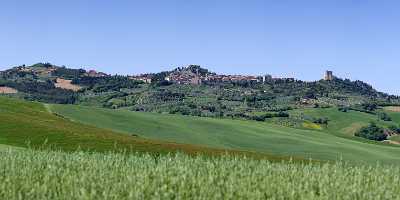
[389,125,400,134]
[338,107,349,112]
[355,123,387,141]
[361,102,378,112]
[313,117,329,125]
[276,111,289,118]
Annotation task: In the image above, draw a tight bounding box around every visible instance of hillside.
[50,103,400,164]
[3,63,400,163]
[1,63,399,121]
[0,96,281,158]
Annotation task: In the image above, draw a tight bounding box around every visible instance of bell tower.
[324,71,333,81]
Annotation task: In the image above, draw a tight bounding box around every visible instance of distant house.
[87,70,108,77]
[143,78,152,84]
[137,77,152,84]
[262,75,273,83]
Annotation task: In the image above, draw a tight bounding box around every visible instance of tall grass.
[1,149,399,200]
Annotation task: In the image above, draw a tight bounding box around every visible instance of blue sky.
[1,0,399,94]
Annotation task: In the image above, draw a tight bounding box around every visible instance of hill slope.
[2,63,399,121]
[0,96,277,157]
[288,107,398,136]
[50,104,400,164]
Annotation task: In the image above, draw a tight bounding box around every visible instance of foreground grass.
[51,104,400,164]
[0,144,20,150]
[1,149,399,200]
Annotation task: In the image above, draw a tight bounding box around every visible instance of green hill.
[50,104,400,164]
[0,96,278,158]
[386,108,400,122]
[2,63,399,121]
[288,107,398,136]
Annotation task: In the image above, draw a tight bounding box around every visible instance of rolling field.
[51,104,400,164]
[386,109,400,122]
[2,149,400,200]
[0,96,280,158]
[289,108,398,136]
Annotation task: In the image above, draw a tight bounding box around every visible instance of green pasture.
[51,104,400,164]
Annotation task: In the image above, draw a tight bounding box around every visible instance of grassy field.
[289,107,398,135]
[1,149,400,200]
[386,109,400,123]
[50,104,400,164]
[0,96,284,158]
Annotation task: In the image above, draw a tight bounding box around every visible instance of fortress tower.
[324,71,333,81]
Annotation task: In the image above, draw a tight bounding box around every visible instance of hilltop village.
[129,64,332,85]
[1,63,362,110]
[0,63,335,86]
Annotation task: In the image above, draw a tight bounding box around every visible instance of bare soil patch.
[0,87,18,94]
[384,106,400,112]
[54,78,82,91]
[383,140,400,145]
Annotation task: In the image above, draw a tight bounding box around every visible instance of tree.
[388,125,400,134]
[355,123,387,141]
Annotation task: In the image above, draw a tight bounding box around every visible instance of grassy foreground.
[51,104,400,164]
[1,149,399,200]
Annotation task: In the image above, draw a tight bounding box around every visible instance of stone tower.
[324,71,333,81]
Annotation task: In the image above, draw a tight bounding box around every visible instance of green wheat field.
[1,149,399,200]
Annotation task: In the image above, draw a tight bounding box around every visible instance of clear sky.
[1,0,399,94]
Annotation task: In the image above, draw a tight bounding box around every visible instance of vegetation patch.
[355,123,387,141]
[302,122,322,130]
[341,123,366,135]
[50,103,400,164]
[378,112,392,121]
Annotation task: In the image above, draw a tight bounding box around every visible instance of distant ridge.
[0,63,399,120]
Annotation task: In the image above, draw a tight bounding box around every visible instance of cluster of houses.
[163,65,297,85]
[129,75,153,84]
[86,70,109,78]
[164,68,204,85]
[3,64,333,86]
[14,65,57,78]
[85,68,334,85]
[129,65,297,85]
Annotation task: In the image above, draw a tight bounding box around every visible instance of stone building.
[191,76,202,85]
[324,71,333,81]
